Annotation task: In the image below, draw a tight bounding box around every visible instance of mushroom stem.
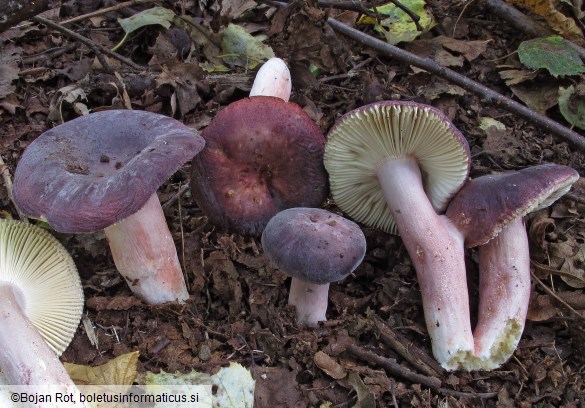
[288,278,330,327]
[473,217,531,369]
[0,285,76,388]
[104,193,189,304]
[377,156,473,370]
[249,57,292,101]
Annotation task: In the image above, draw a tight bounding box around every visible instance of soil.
[1,1,585,407]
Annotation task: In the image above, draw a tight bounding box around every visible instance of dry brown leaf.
[314,350,347,379]
[527,294,559,321]
[507,0,584,45]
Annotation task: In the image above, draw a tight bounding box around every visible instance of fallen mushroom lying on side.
[445,163,579,370]
[191,58,328,235]
[12,110,205,304]
[261,208,366,327]
[0,219,83,391]
[324,100,473,370]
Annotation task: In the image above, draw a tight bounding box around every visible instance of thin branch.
[346,344,442,390]
[531,269,585,321]
[0,154,28,222]
[32,16,144,71]
[325,17,585,151]
[372,314,445,378]
[59,0,156,25]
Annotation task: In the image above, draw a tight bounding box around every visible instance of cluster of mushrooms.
[0,58,580,394]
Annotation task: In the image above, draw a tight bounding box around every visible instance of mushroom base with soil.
[105,193,189,304]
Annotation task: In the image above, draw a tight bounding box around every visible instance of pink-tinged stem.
[288,278,330,327]
[249,58,292,101]
[377,157,474,370]
[0,285,75,388]
[473,217,531,369]
[104,193,189,304]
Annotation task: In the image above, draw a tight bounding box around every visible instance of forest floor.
[1,0,585,407]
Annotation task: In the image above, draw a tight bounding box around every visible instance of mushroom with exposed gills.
[324,100,473,370]
[12,110,205,304]
[191,58,328,235]
[445,163,579,370]
[261,208,366,327]
[0,219,84,394]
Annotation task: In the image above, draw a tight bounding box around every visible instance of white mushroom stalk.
[0,219,84,399]
[104,193,189,304]
[472,218,531,369]
[287,280,330,327]
[377,157,473,368]
[249,57,292,101]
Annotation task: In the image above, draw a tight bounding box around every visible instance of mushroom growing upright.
[261,208,366,327]
[324,100,472,370]
[191,58,328,235]
[446,163,579,370]
[13,110,205,304]
[0,219,84,387]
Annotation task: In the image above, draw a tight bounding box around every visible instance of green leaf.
[357,0,435,45]
[113,7,176,51]
[559,85,585,130]
[220,23,275,69]
[517,36,585,77]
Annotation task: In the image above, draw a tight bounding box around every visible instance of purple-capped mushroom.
[446,163,579,370]
[261,208,366,327]
[12,110,205,304]
[190,58,328,236]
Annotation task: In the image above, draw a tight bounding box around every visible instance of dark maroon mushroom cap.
[191,96,328,236]
[446,163,579,247]
[261,208,366,284]
[13,110,205,233]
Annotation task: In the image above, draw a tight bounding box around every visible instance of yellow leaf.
[64,351,139,385]
[507,0,584,45]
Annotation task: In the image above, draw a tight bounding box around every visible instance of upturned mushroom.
[261,208,366,327]
[445,163,579,370]
[190,58,328,235]
[12,110,205,304]
[0,219,84,388]
[324,100,472,370]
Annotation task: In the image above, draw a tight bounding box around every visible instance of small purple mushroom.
[12,110,205,304]
[261,208,366,327]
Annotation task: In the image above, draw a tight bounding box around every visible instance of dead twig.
[347,344,498,398]
[0,154,28,222]
[59,0,156,25]
[346,344,442,390]
[325,17,585,151]
[32,15,144,71]
[372,314,445,378]
[530,269,585,321]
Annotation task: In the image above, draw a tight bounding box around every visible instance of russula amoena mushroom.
[446,163,579,370]
[324,100,472,370]
[0,219,83,389]
[13,110,205,304]
[191,58,328,235]
[262,208,366,327]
